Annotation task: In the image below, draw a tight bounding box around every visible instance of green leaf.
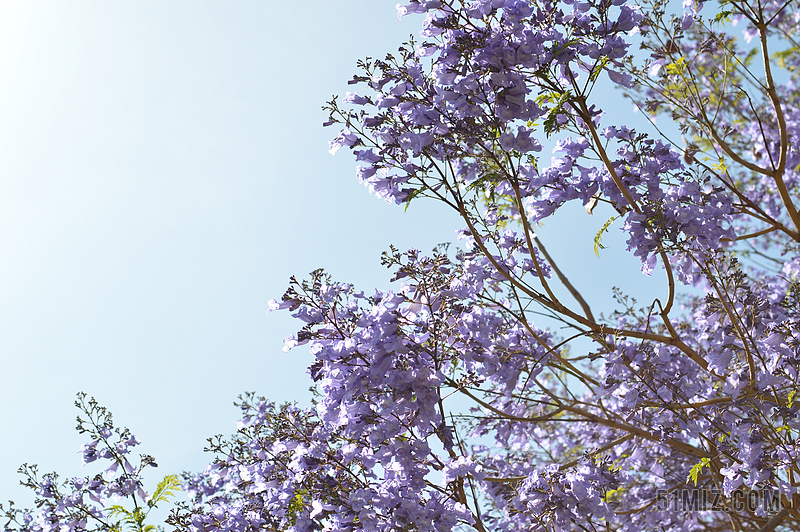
[665,57,686,76]
[603,486,624,502]
[711,158,728,173]
[107,505,133,521]
[287,488,308,526]
[148,474,182,509]
[687,457,710,486]
[594,216,617,257]
[774,46,800,71]
[713,10,735,23]
[589,57,610,82]
[543,91,573,136]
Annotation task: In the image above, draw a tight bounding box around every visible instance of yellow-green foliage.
[108,475,181,532]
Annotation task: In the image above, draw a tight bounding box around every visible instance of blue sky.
[0,1,665,503]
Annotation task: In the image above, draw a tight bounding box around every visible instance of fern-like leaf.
[148,474,182,509]
[594,216,617,257]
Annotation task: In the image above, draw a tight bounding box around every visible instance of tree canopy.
[5,0,800,531]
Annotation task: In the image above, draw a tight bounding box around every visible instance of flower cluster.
[2,394,172,532]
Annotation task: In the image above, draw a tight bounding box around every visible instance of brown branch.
[758,22,800,234]
[720,225,780,242]
[533,236,596,323]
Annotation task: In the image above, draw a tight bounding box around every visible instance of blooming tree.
[6,0,800,530]
[1,394,181,532]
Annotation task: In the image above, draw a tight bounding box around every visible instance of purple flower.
[343,92,370,105]
[607,69,633,88]
[328,128,359,155]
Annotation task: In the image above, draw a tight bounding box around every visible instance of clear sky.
[0,0,665,504]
